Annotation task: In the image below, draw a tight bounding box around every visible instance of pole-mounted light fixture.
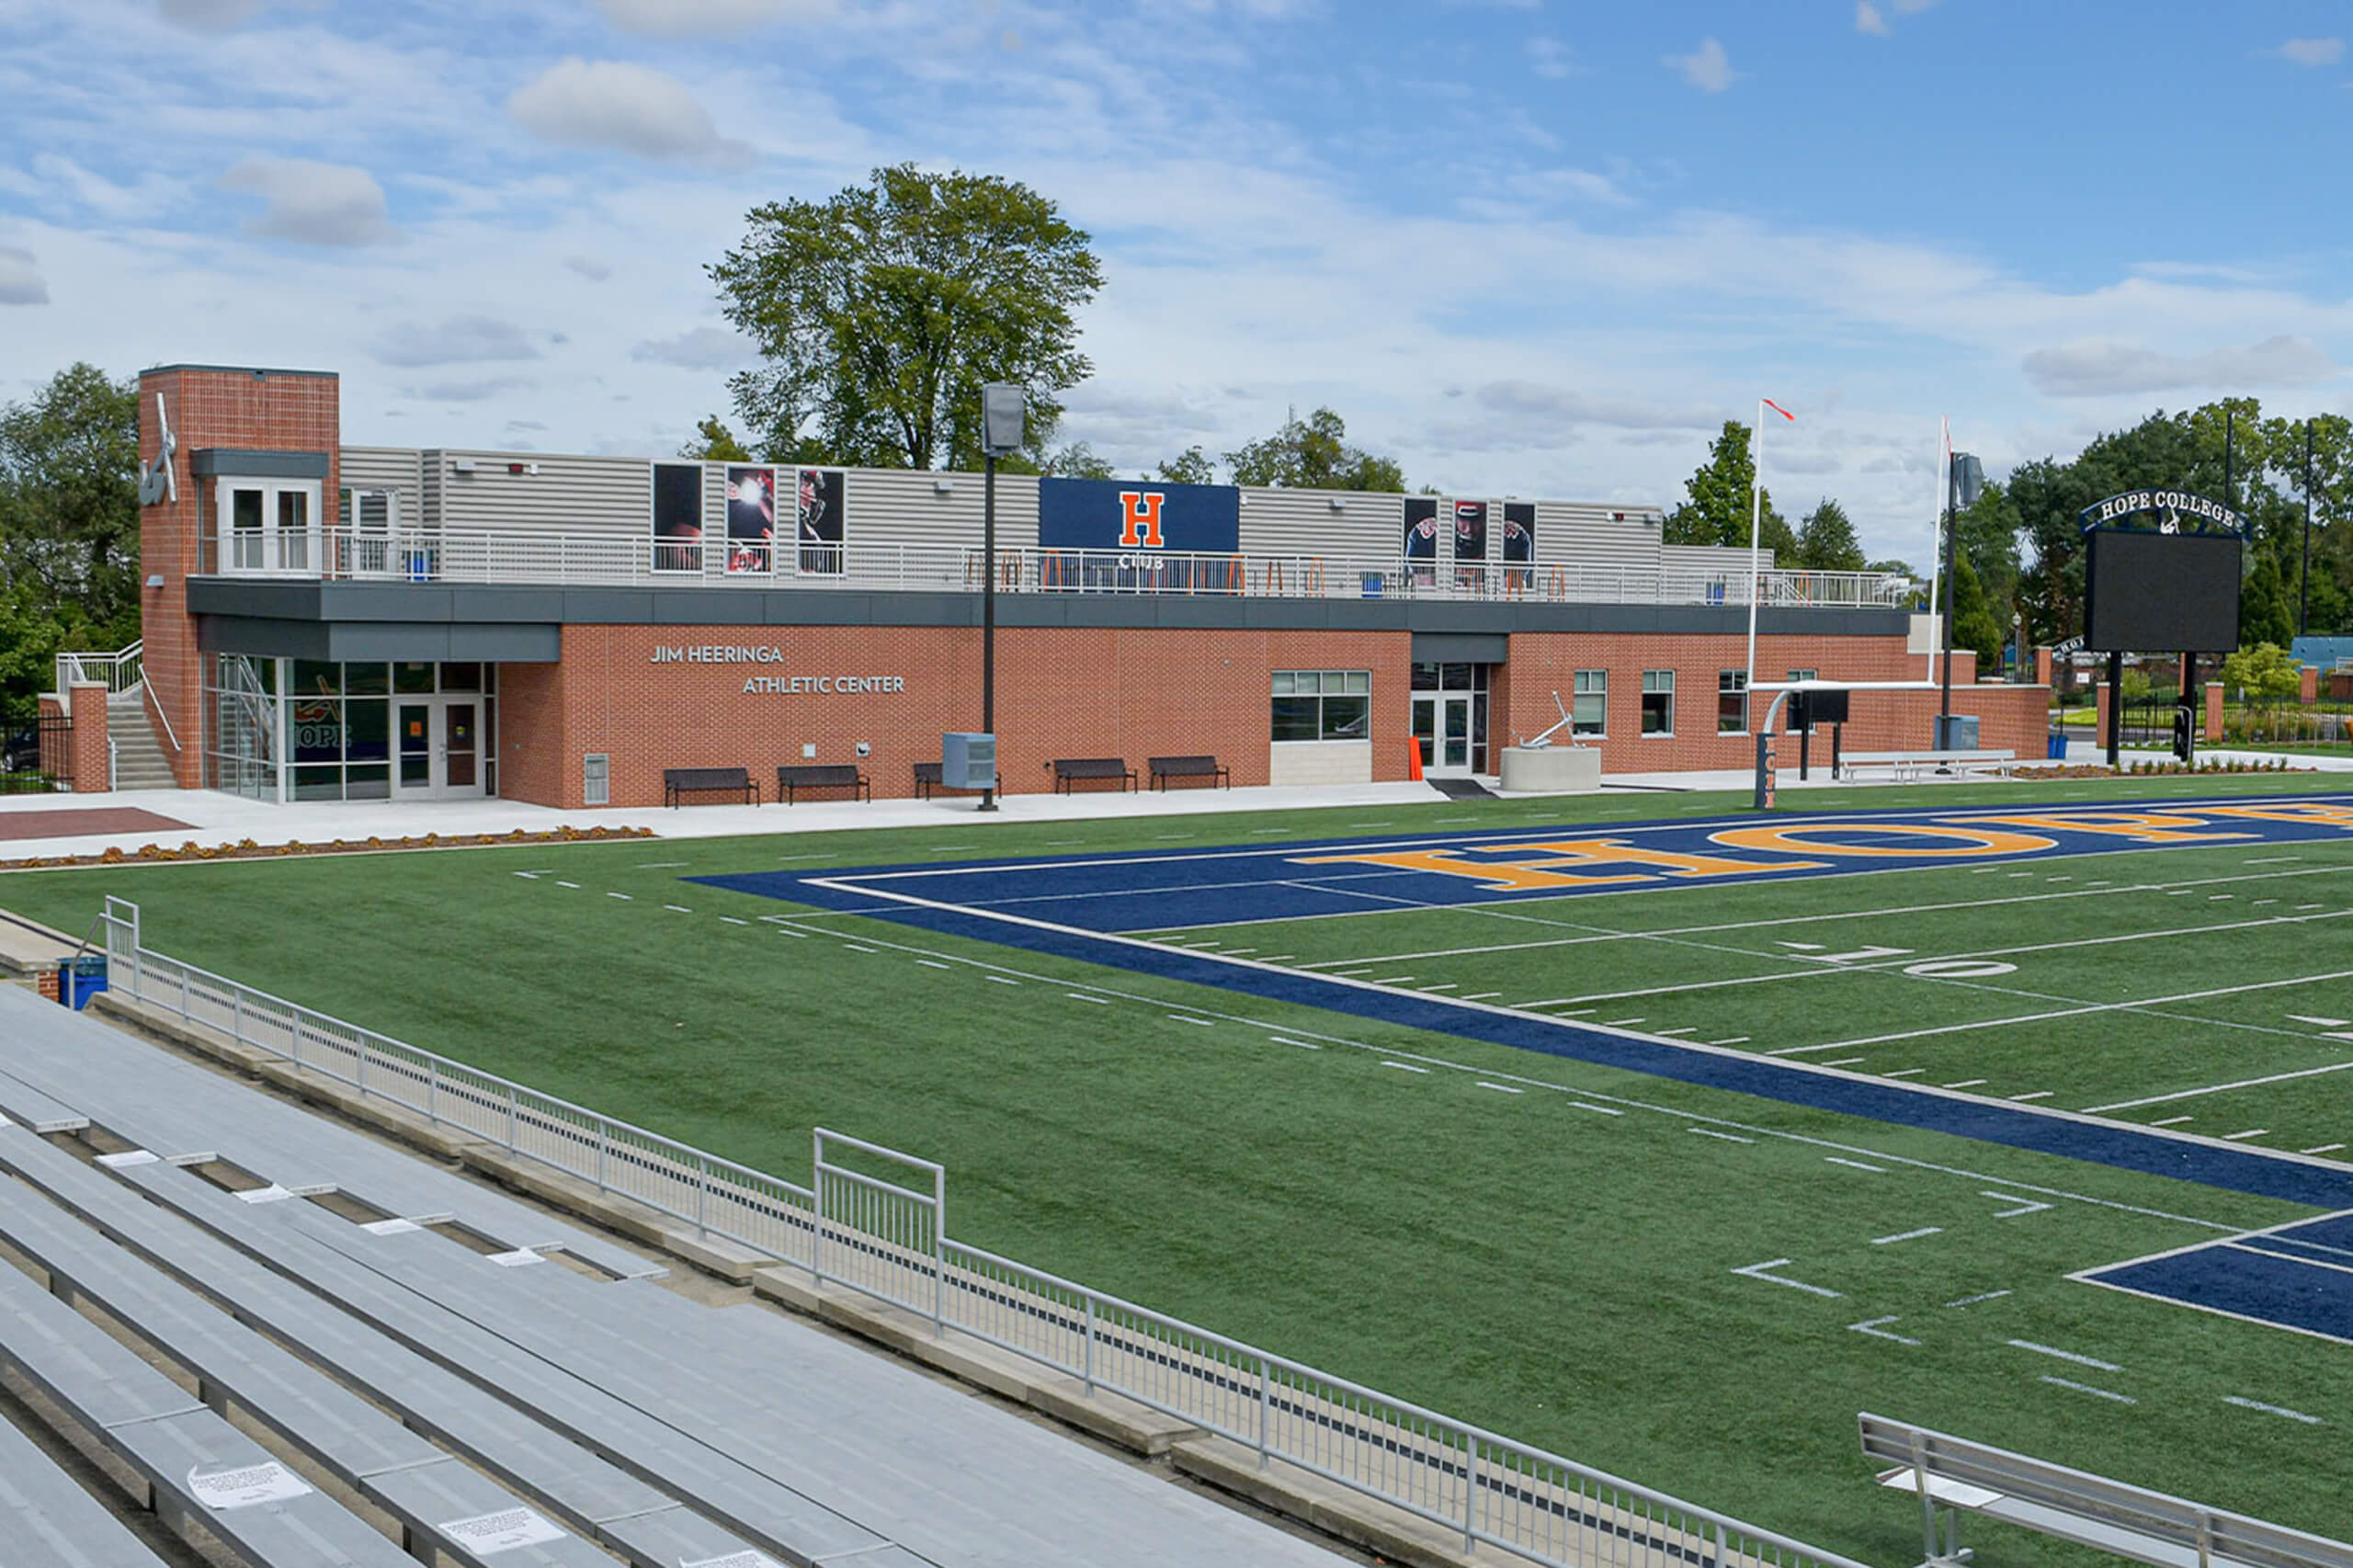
[977,382,1026,812]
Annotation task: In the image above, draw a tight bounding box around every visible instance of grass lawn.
[4,769,2350,1562]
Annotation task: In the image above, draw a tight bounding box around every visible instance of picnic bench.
[777,763,870,804]
[1860,1412,2353,1568]
[663,766,756,807]
[1835,748,2015,783]
[1051,756,1136,793]
[1148,755,1230,790]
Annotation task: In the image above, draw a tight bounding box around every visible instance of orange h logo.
[1118,490,1165,549]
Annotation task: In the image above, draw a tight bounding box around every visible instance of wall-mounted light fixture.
[450,459,477,474]
[1326,497,1347,513]
[144,574,165,589]
[933,477,955,495]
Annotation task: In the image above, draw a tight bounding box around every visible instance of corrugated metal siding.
[1237,487,1403,559]
[431,450,652,538]
[1543,502,1662,574]
[338,448,422,527]
[847,468,1040,554]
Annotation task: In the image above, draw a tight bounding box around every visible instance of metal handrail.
[195,527,1912,612]
[52,639,142,696]
[95,896,1875,1568]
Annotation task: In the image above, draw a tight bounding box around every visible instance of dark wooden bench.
[777,764,871,804]
[664,766,756,807]
[912,761,984,800]
[1149,755,1230,790]
[1051,756,1136,793]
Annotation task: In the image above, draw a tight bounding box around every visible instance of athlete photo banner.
[724,464,775,574]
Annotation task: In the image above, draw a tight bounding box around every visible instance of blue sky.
[3,1,2349,565]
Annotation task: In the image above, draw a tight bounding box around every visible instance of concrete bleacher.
[0,987,1353,1568]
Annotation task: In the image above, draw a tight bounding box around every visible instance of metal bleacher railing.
[195,526,1913,613]
[99,896,1871,1568]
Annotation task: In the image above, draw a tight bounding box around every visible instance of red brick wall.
[138,366,340,787]
[1498,632,2031,770]
[500,625,1416,809]
[492,621,2055,809]
[65,684,110,793]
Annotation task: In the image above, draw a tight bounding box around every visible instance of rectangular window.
[1787,669,1819,732]
[1273,671,1373,742]
[1573,670,1606,736]
[1718,669,1748,734]
[1641,670,1675,736]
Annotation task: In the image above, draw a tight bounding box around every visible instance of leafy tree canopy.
[2222,642,2302,702]
[711,165,1103,472]
[1665,420,1797,562]
[1,363,140,727]
[1224,407,1405,492]
[1794,497,1864,572]
[1155,445,1216,485]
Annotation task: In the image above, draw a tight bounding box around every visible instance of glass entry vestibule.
[1410,662,1492,777]
[206,656,497,801]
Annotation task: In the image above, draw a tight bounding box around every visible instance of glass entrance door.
[1412,693,1476,776]
[393,699,485,799]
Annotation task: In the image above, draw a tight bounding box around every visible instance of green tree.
[679,415,753,461]
[0,362,140,633]
[1949,550,2004,673]
[1665,420,1795,560]
[2241,542,2295,650]
[0,363,140,727]
[1954,480,2022,637]
[1040,441,1116,479]
[1223,408,1404,492]
[710,165,1104,471]
[1794,497,1864,571]
[1154,446,1216,485]
[2222,642,2302,702]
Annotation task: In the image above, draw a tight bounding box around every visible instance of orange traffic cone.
[1407,739,1424,782]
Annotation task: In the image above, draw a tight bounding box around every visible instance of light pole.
[1743,398,1794,699]
[1939,450,1983,743]
[977,382,1026,812]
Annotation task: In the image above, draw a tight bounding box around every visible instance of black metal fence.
[0,714,74,794]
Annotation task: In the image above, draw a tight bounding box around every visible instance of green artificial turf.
[3,769,2349,1562]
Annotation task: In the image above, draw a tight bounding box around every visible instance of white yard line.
[1732,1258,1839,1297]
[1871,1227,1943,1245]
[2084,1059,2353,1114]
[2040,1376,2136,1404]
[2009,1339,2122,1371]
[1792,967,2353,1055]
[2222,1396,2323,1425]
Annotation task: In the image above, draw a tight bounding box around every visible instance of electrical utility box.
[942,733,996,790]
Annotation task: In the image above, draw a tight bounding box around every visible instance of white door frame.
[1414,692,1478,778]
[392,697,484,800]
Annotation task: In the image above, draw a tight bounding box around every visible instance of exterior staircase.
[106,687,179,791]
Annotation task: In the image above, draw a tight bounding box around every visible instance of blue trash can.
[60,954,108,1009]
[2047,731,2069,761]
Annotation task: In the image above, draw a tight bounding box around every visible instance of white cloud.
[0,246,48,305]
[373,315,545,368]
[2278,37,2345,66]
[218,158,397,246]
[506,59,757,170]
[1665,37,1734,93]
[1527,37,1574,79]
[595,0,833,35]
[408,376,537,403]
[156,0,263,31]
[2020,335,2336,398]
[1859,0,1937,35]
[565,256,614,281]
[1427,381,1720,451]
[630,326,756,368]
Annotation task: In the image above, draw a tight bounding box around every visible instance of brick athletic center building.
[87,364,2048,809]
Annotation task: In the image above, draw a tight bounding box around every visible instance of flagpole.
[1927,418,1949,687]
[1745,400,1766,696]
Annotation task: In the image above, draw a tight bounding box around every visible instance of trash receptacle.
[60,954,107,1009]
[2048,730,2069,760]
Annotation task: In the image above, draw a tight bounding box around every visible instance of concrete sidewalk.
[6,746,2343,866]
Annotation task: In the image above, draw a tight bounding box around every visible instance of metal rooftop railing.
[196,527,1916,610]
